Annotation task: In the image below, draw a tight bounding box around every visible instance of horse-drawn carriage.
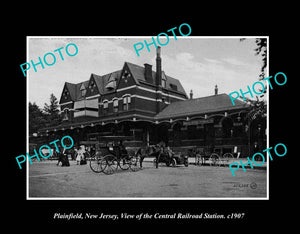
[188,146,234,166]
[88,136,140,175]
[87,135,235,174]
[135,144,189,168]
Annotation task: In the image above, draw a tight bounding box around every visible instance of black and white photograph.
[27,36,268,199]
[5,5,296,228]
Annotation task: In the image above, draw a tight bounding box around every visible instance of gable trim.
[86,94,100,100]
[59,83,75,104]
[117,85,137,92]
[59,101,73,106]
[116,85,186,101]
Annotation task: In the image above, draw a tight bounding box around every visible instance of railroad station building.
[37,47,266,156]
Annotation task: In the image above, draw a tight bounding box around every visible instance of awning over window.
[74,98,98,110]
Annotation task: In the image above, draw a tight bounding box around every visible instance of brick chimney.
[144,63,153,84]
[215,85,218,95]
[190,90,193,99]
[155,46,163,114]
[156,46,162,87]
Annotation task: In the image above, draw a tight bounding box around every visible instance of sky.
[28,37,266,108]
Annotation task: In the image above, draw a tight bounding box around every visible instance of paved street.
[28,158,267,198]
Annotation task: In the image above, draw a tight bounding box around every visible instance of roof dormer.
[105,73,117,90]
[79,83,86,98]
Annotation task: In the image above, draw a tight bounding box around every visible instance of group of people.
[55,145,90,167]
[52,140,173,168]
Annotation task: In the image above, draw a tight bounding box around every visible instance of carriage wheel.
[184,157,189,167]
[129,156,140,172]
[153,158,159,168]
[89,155,103,173]
[119,156,130,170]
[170,158,176,167]
[195,154,202,166]
[222,153,234,164]
[253,153,264,162]
[100,155,118,175]
[209,153,221,166]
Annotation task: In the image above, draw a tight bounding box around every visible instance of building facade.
[37,47,266,156]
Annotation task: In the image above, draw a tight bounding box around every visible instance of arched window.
[103,100,108,115]
[80,83,86,98]
[123,95,131,111]
[113,98,119,112]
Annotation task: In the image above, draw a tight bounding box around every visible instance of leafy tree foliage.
[29,94,62,135]
[240,38,267,122]
[43,93,62,127]
[29,102,47,135]
[254,38,267,80]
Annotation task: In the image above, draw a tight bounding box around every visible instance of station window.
[123,95,131,111]
[80,83,86,98]
[113,98,119,112]
[103,100,108,115]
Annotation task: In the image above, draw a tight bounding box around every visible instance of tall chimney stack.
[215,85,218,95]
[190,90,193,99]
[144,63,153,84]
[156,46,162,86]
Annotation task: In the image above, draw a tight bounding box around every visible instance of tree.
[240,38,267,81]
[240,38,267,111]
[29,102,47,135]
[254,38,267,81]
[43,93,62,127]
[240,38,267,153]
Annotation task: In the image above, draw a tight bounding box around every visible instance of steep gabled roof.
[89,71,121,95]
[74,80,89,100]
[99,70,122,94]
[164,74,187,97]
[65,82,76,100]
[59,82,77,104]
[60,61,187,103]
[155,93,249,119]
[125,62,187,97]
[60,70,122,104]
[89,73,102,92]
[125,62,143,85]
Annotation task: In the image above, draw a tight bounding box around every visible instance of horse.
[135,145,157,168]
[135,145,173,168]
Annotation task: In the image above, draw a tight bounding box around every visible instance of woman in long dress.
[76,145,85,165]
